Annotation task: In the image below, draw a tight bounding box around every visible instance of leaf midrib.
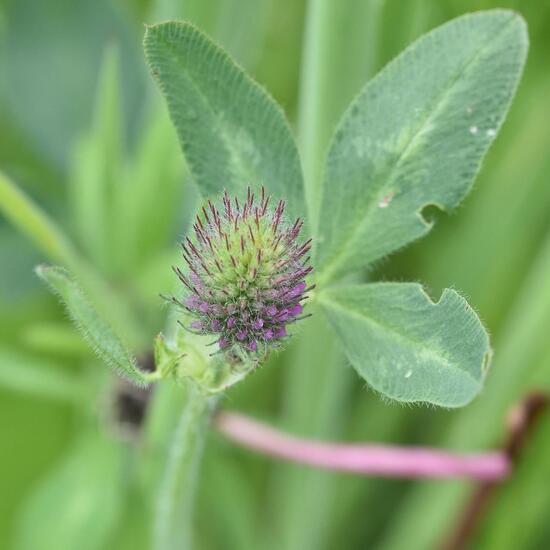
[318,16,515,285]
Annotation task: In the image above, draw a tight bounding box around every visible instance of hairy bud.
[170,188,312,360]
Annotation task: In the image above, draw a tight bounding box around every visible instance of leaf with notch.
[144,21,306,221]
[35,265,150,387]
[320,283,491,407]
[316,10,528,285]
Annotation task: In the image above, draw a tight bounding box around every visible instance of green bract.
[35,265,151,387]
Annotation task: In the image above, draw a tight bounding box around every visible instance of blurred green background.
[1,0,550,549]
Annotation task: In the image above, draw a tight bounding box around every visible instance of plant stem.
[216,411,510,481]
[154,383,217,550]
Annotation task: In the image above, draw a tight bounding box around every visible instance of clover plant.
[3,9,527,549]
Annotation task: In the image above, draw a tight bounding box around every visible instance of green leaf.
[14,433,124,550]
[320,283,491,407]
[115,109,184,271]
[0,171,76,264]
[0,347,84,402]
[35,265,150,387]
[69,46,123,272]
[316,10,528,284]
[143,21,306,220]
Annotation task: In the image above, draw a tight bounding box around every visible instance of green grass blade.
[69,46,123,272]
[14,433,125,550]
[0,347,84,403]
[0,171,75,263]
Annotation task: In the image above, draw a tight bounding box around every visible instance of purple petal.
[199,301,210,313]
[291,281,307,297]
[253,318,264,329]
[211,319,222,331]
[274,326,287,339]
[289,304,303,317]
[236,330,247,341]
[265,305,278,317]
[190,320,203,330]
[276,309,289,322]
[219,337,229,349]
[227,317,236,328]
[186,295,200,308]
[248,341,257,352]
[263,328,274,340]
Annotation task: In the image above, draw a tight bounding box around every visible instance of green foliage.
[477,411,550,549]
[320,283,491,406]
[2,1,549,549]
[35,265,149,387]
[69,46,123,272]
[0,347,84,402]
[14,433,125,550]
[0,171,76,264]
[139,13,528,409]
[315,11,528,285]
[143,21,306,220]
[154,385,216,550]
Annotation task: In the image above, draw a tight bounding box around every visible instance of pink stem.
[215,411,511,481]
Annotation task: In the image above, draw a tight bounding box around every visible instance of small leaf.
[316,10,528,284]
[320,283,491,407]
[14,433,124,550]
[143,21,306,220]
[35,265,149,386]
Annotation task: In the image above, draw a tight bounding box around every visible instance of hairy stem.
[154,383,217,550]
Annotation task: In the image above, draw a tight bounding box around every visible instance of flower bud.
[171,188,312,360]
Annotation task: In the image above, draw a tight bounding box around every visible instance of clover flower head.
[171,187,312,359]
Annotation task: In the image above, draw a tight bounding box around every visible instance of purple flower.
[171,187,312,356]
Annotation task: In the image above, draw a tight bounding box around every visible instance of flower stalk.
[216,411,510,481]
[154,384,217,550]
